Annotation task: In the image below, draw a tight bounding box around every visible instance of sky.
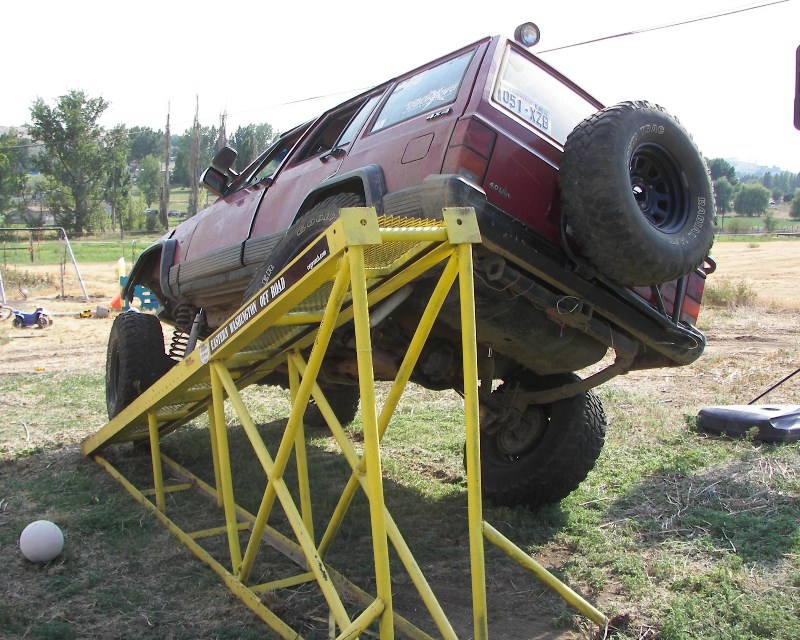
[3,0,798,172]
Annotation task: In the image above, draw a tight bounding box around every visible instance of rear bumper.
[385,174,706,371]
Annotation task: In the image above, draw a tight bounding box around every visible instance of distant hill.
[727,158,789,177]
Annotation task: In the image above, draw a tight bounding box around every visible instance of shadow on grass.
[133,416,577,638]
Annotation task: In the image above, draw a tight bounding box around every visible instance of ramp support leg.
[147,411,166,512]
[349,243,395,639]
[457,240,489,640]
[210,362,243,572]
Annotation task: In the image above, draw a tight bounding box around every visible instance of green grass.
[1,235,162,266]
[1,367,797,638]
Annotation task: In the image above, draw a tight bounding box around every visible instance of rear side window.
[492,47,598,145]
[372,50,475,132]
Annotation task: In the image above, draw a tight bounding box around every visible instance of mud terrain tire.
[481,373,606,507]
[244,192,365,301]
[561,101,714,286]
[106,312,174,419]
[244,192,365,429]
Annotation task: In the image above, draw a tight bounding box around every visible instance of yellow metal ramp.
[82,207,607,639]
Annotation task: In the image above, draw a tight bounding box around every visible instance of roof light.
[514,22,541,48]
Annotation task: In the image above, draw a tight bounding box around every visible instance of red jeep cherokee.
[110,23,715,507]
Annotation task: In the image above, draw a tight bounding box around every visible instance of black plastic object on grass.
[697,404,800,443]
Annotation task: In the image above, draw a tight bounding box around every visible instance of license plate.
[494,83,552,136]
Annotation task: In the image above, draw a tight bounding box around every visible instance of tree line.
[3,90,800,237]
[708,158,800,222]
[0,90,276,236]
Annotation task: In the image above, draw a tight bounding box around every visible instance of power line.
[537,0,792,53]
[1,0,792,145]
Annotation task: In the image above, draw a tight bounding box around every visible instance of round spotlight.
[514,22,541,48]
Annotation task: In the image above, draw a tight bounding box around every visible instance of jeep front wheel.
[480,373,606,507]
[106,312,174,419]
[561,100,715,286]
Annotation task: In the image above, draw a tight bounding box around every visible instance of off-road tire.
[243,192,365,301]
[480,373,606,507]
[561,101,715,286]
[304,383,360,430]
[106,312,174,419]
[244,192,366,429]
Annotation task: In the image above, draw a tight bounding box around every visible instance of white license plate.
[494,84,552,136]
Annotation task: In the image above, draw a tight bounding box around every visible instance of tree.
[713,177,735,215]
[229,123,276,172]
[790,189,800,220]
[137,155,161,207]
[763,210,778,233]
[28,90,122,235]
[104,125,132,236]
[707,157,737,185]
[0,131,28,221]
[734,183,770,217]
[128,126,164,164]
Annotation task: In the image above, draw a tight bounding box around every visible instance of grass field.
[0,238,798,639]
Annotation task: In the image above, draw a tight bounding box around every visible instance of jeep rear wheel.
[244,192,366,429]
[243,192,366,302]
[480,373,606,507]
[561,100,715,286]
[106,312,174,419]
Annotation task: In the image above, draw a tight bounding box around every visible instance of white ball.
[19,520,64,563]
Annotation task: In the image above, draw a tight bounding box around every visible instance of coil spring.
[168,330,189,360]
[168,305,194,360]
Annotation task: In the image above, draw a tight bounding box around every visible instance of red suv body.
[117,26,715,506]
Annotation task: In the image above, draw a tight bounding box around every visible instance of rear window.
[492,47,598,145]
[372,50,475,132]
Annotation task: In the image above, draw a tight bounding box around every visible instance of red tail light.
[443,118,496,184]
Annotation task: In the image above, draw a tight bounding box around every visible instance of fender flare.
[123,239,178,301]
[297,164,386,219]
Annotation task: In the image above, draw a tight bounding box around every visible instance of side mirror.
[795,46,799,130]
[211,146,238,174]
[201,166,229,197]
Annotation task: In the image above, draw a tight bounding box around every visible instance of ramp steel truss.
[83,208,607,639]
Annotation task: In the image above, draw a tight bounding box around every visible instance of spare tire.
[561,101,715,286]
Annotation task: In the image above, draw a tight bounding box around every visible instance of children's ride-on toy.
[10,307,53,329]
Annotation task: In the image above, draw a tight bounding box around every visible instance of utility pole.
[217,110,227,151]
[188,96,200,217]
[159,106,171,230]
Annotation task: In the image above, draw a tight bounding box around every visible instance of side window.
[371,50,475,132]
[294,97,376,163]
[337,94,382,147]
[248,127,307,184]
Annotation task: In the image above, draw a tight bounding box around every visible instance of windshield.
[492,46,599,145]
